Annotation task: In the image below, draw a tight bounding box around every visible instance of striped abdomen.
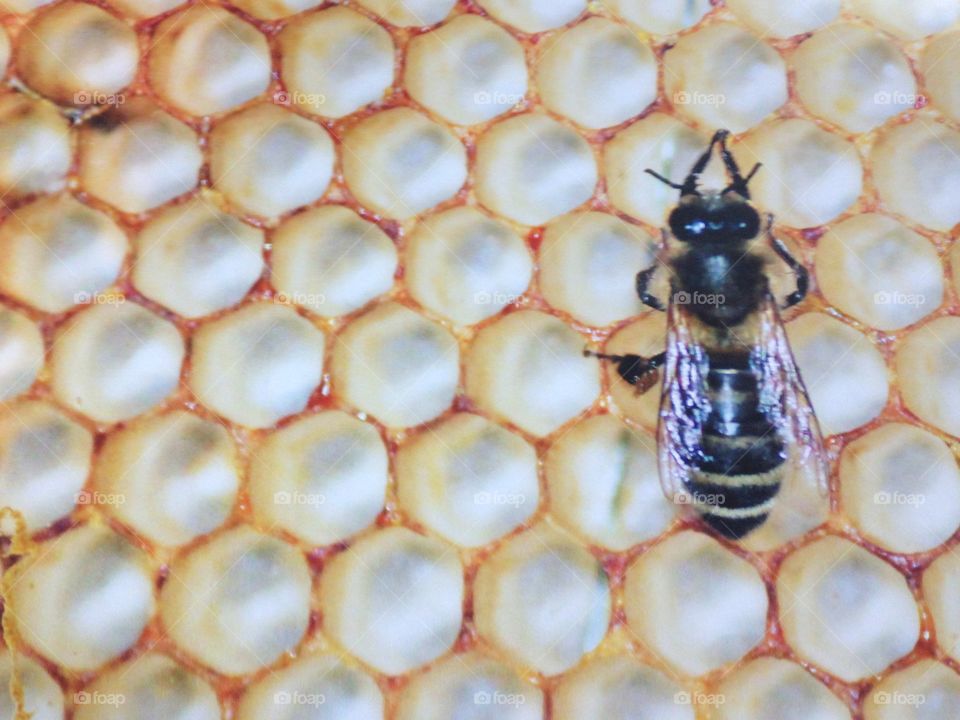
[689,351,786,539]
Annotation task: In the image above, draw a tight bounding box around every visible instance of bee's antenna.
[679,129,729,196]
[717,132,761,198]
[643,168,685,190]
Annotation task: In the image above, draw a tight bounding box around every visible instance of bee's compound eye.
[668,203,708,240]
[729,203,761,238]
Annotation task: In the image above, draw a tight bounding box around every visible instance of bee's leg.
[636,266,666,311]
[583,349,666,394]
[766,215,809,308]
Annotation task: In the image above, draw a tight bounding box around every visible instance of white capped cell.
[726,0,840,37]
[105,0,184,18]
[793,24,917,133]
[663,23,788,133]
[134,198,264,319]
[190,303,324,428]
[602,313,667,430]
[714,657,851,720]
[0,194,127,313]
[896,317,960,437]
[355,0,455,26]
[604,0,712,34]
[396,652,544,720]
[237,653,384,720]
[466,310,599,436]
[604,114,712,226]
[75,653,220,720]
[319,527,463,675]
[624,530,768,676]
[249,411,388,546]
[545,414,676,550]
[0,652,63,720]
[78,98,202,214]
[864,660,960,720]
[473,522,610,675]
[148,5,271,116]
[0,400,91,531]
[330,302,459,428]
[537,17,656,129]
[0,93,71,200]
[16,2,138,106]
[209,104,335,221]
[922,32,960,122]
[10,524,155,671]
[0,306,43,400]
[539,211,655,326]
[815,214,941,330]
[786,313,888,436]
[405,14,528,125]
[94,411,240,547]
[271,205,397,318]
[474,0,586,33]
[851,0,960,40]
[405,206,532,326]
[872,120,960,231]
[553,654,692,720]
[229,0,322,20]
[777,535,920,681]
[278,7,395,119]
[342,108,467,220]
[733,119,862,228]
[924,552,960,660]
[475,113,597,226]
[396,413,539,547]
[51,302,185,424]
[159,526,312,675]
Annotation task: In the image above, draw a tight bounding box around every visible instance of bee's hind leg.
[766,214,809,309]
[583,349,666,394]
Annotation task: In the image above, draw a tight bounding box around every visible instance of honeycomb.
[0,0,956,718]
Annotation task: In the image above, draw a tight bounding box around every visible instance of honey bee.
[588,130,827,539]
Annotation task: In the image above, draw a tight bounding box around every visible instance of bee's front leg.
[584,350,666,394]
[636,266,666,312]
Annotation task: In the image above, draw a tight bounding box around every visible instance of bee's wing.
[657,299,711,501]
[754,293,829,496]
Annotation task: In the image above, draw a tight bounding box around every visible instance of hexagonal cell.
[209,104,335,221]
[557,655,692,719]
[397,651,543,720]
[330,302,459,428]
[104,0,184,18]
[922,32,960,122]
[51,302,185,424]
[0,193,127,313]
[356,0,456,26]
[786,313,888,436]
[405,14,526,125]
[793,23,916,133]
[733,119,862,228]
[474,0,586,33]
[924,551,960,660]
[896,317,960,437]
[545,414,676,550]
[94,411,240,547]
[624,530,767,676]
[249,411,389,546]
[159,526,311,675]
[405,206,532,326]
[75,653,220,720]
[271,205,397,318]
[725,0,839,37]
[77,98,202,214]
[466,310,599,436]
[15,2,138,106]
[475,113,597,226]
[815,214,941,330]
[872,119,960,231]
[599,313,666,430]
[0,651,64,720]
[133,197,264,319]
[777,535,919,681]
[0,93,71,200]
[713,657,850,720]
[605,114,712,226]
[319,527,463,675]
[237,652,384,720]
[864,660,960,719]
[10,524,155,672]
[0,400,91,532]
[851,0,959,40]
[190,303,324,428]
[278,7,394,119]
[537,17,655,130]
[474,522,610,675]
[396,413,539,547]
[663,23,787,133]
[229,0,322,20]
[539,212,654,326]
[148,5,271,117]
[0,306,43,400]
[342,108,467,220]
[604,0,711,34]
